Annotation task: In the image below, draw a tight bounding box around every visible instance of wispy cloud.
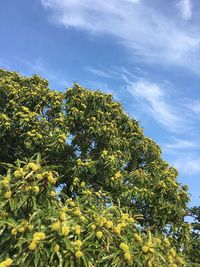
[176,0,192,20]
[41,0,200,74]
[181,99,200,121]
[187,100,200,115]
[124,77,185,131]
[85,66,110,78]
[85,64,200,136]
[124,0,141,3]
[164,138,197,151]
[173,156,200,175]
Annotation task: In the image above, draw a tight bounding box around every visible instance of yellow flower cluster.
[111,171,122,181]
[60,212,67,221]
[112,225,121,235]
[15,108,37,124]
[82,189,92,196]
[96,231,103,239]
[11,220,32,236]
[91,224,96,230]
[80,181,85,187]
[54,244,60,253]
[33,232,46,241]
[57,133,67,144]
[105,220,113,229]
[119,243,129,252]
[0,258,13,267]
[75,250,83,259]
[167,248,179,265]
[13,168,24,178]
[134,233,142,242]
[119,243,131,262]
[28,162,40,172]
[24,185,40,193]
[66,199,76,207]
[123,252,131,262]
[26,130,43,140]
[75,225,81,235]
[74,208,82,216]
[142,242,154,254]
[4,191,12,199]
[29,232,46,250]
[1,177,10,186]
[95,216,107,227]
[61,225,70,236]
[51,221,60,231]
[47,173,57,184]
[74,240,83,248]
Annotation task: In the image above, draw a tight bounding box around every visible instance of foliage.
[186,206,200,265]
[0,157,187,267]
[0,69,194,265]
[0,69,190,237]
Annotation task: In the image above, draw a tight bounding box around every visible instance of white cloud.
[174,156,200,175]
[85,66,110,78]
[40,0,200,74]
[176,0,192,20]
[85,65,199,134]
[182,99,200,120]
[125,78,185,131]
[188,101,200,114]
[164,138,197,150]
[124,0,141,3]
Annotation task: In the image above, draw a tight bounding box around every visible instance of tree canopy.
[0,156,187,267]
[186,206,200,265]
[0,69,194,266]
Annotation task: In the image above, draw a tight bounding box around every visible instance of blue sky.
[0,0,200,206]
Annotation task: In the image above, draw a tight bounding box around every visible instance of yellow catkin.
[5,191,12,199]
[54,244,60,253]
[75,225,81,235]
[11,228,17,235]
[75,250,83,258]
[51,222,60,231]
[142,246,149,253]
[134,233,142,242]
[60,212,66,221]
[75,240,83,247]
[0,258,13,267]
[14,170,22,178]
[96,231,103,239]
[33,232,45,241]
[28,163,40,172]
[29,241,37,250]
[61,226,69,236]
[33,186,39,193]
[17,226,25,233]
[124,252,131,262]
[119,243,129,252]
[105,220,113,229]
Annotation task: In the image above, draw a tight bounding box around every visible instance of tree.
[186,206,200,265]
[0,69,191,265]
[0,156,187,266]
